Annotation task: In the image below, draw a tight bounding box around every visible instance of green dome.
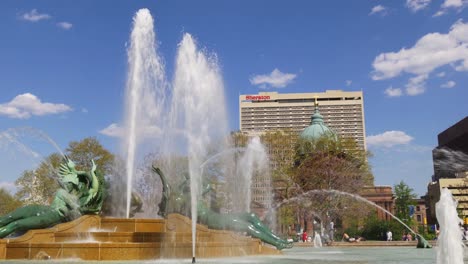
[300,106,335,141]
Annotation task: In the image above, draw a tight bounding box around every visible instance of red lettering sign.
[246,95,270,101]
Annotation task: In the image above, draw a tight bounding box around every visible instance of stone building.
[426,116,468,225]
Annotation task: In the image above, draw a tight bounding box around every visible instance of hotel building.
[239,90,367,150]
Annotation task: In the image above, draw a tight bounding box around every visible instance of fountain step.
[3,241,269,260]
[54,231,212,243]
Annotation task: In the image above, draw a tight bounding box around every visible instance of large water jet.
[123,8,166,218]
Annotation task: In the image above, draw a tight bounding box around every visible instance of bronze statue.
[153,166,292,250]
[0,157,104,238]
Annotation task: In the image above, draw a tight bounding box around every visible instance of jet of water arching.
[276,189,418,238]
[2,127,64,158]
[172,33,229,262]
[123,8,166,218]
[199,147,245,172]
[436,188,464,264]
[0,128,62,180]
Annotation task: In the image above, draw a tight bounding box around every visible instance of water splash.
[436,188,464,264]
[123,8,166,218]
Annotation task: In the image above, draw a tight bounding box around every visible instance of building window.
[417,215,422,223]
[416,206,420,212]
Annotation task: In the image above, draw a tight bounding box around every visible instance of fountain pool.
[3,247,460,263]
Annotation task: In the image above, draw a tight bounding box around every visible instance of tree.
[394,181,417,226]
[289,134,374,232]
[66,137,115,175]
[0,188,23,215]
[293,135,373,193]
[15,153,61,205]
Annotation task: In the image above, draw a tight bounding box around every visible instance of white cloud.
[406,0,432,12]
[433,10,447,16]
[441,80,456,88]
[436,71,446,77]
[370,5,387,15]
[346,80,352,86]
[435,0,467,16]
[57,22,73,30]
[442,0,465,8]
[367,131,414,148]
[81,108,88,113]
[99,123,162,138]
[384,86,403,97]
[20,9,51,22]
[250,68,297,89]
[371,20,468,95]
[406,74,428,95]
[0,93,72,119]
[99,123,122,137]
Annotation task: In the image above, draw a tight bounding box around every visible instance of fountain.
[436,188,464,264]
[1,6,466,264]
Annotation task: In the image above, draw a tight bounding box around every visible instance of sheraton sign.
[246,95,270,101]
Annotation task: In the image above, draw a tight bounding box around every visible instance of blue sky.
[0,0,467,196]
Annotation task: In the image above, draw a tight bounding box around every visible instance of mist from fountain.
[235,136,269,213]
[436,188,464,264]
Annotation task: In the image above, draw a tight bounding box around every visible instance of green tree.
[66,137,115,175]
[15,153,61,205]
[0,188,23,215]
[394,181,417,226]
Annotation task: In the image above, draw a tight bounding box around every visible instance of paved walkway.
[294,240,438,247]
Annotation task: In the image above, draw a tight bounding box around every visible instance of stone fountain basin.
[0,214,280,260]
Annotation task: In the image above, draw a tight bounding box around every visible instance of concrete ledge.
[294,240,437,247]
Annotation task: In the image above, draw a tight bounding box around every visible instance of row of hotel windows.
[241,106,363,111]
[241,105,363,111]
[241,105,362,112]
[241,111,362,115]
[241,114,363,119]
[242,124,363,129]
[242,118,362,125]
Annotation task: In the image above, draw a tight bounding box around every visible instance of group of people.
[402,233,413,241]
